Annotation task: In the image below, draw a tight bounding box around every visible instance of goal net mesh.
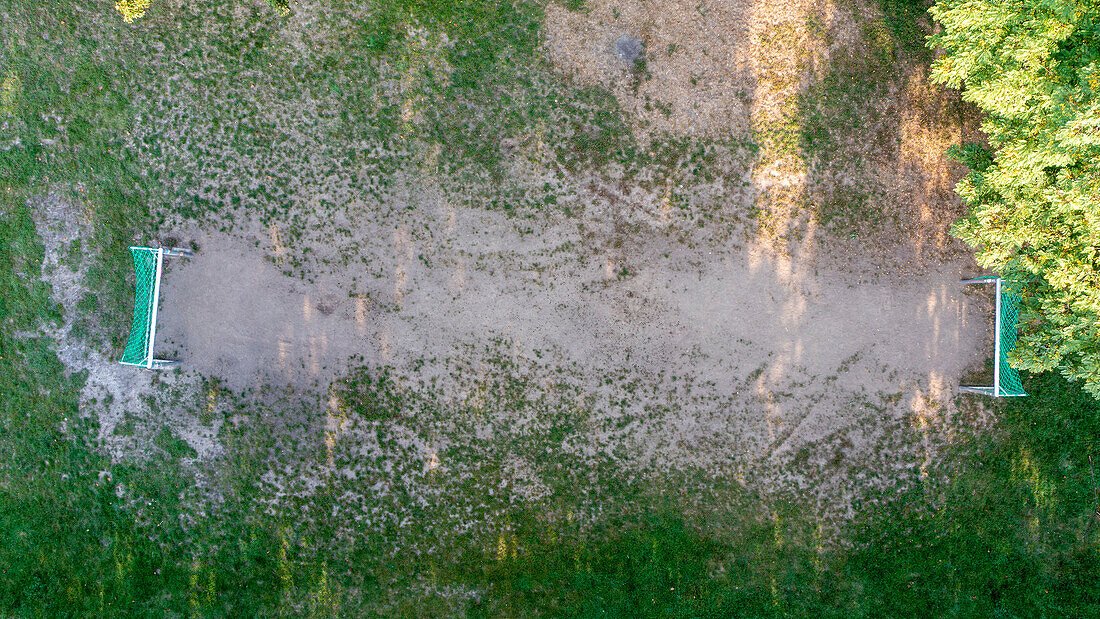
[998,288,1027,396]
[120,247,158,366]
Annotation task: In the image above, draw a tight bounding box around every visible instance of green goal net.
[960,276,1027,398]
[120,247,161,368]
[120,245,191,369]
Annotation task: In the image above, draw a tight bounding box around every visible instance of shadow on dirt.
[796,0,982,270]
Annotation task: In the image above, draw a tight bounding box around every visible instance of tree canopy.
[930,0,1100,398]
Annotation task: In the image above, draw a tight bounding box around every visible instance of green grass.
[846,369,1100,616]
[0,5,307,611]
[1,1,151,354]
[880,0,932,60]
[0,198,171,615]
[456,495,857,617]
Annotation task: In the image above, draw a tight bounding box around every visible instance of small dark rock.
[614,36,643,62]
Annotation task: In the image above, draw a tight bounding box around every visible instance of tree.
[929,0,1100,399]
[115,0,153,23]
[114,0,289,23]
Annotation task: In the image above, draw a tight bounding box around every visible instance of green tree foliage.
[929,0,1100,398]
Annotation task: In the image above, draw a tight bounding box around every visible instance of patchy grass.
[797,8,915,237]
[1,2,151,353]
[880,0,932,60]
[128,0,631,226]
[126,0,757,268]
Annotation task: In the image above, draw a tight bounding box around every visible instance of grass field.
[2,0,1098,615]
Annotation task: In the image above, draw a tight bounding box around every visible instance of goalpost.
[959,276,1028,398]
[119,245,192,370]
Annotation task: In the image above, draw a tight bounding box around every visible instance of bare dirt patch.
[155,170,992,512]
[544,0,758,142]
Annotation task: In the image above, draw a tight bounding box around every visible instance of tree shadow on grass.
[846,370,1100,616]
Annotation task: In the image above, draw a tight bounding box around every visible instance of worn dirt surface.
[29,191,219,463]
[543,0,823,143]
[544,0,982,267]
[155,175,992,488]
[33,0,998,525]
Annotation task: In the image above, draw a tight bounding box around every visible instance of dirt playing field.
[157,185,987,461]
[36,0,995,524]
[149,174,994,522]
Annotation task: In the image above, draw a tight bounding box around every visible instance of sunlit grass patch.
[0,71,21,116]
[849,370,1100,616]
[115,0,153,23]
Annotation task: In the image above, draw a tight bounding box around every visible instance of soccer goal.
[119,245,192,370]
[959,276,1028,397]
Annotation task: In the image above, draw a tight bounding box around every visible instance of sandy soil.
[544,0,760,142]
[155,174,989,482]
